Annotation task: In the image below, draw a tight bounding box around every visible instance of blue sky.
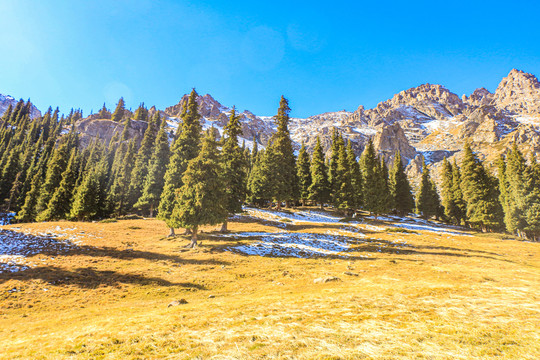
[1,0,539,117]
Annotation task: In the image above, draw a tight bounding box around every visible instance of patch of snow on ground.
[0,226,90,273]
[222,232,352,258]
[244,207,344,224]
[0,231,76,273]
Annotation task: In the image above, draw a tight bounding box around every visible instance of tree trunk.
[183,228,192,235]
[149,205,154,218]
[320,203,324,210]
[168,227,175,237]
[276,201,281,210]
[189,225,198,248]
[220,220,228,232]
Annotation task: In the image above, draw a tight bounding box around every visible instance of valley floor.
[0,208,539,359]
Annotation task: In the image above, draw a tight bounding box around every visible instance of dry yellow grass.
[0,211,539,359]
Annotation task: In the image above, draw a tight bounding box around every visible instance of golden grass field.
[0,208,539,359]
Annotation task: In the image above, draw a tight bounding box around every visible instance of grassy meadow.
[0,209,538,359]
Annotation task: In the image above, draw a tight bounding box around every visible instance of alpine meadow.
[1,1,540,359]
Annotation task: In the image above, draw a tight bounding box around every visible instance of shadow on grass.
[0,265,205,289]
[203,230,516,264]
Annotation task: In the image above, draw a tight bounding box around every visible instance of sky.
[1,0,540,118]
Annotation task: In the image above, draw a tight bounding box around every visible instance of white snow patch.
[0,226,93,273]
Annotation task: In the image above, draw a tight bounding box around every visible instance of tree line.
[1,92,539,242]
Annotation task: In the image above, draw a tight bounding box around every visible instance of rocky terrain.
[0,94,41,119]
[2,69,540,174]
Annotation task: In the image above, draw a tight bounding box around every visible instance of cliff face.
[0,94,41,119]
[75,118,148,148]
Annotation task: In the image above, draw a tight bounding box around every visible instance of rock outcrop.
[75,118,148,148]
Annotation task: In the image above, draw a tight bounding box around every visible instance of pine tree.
[38,149,79,221]
[134,122,170,216]
[451,159,467,224]
[523,155,540,240]
[374,157,391,215]
[108,139,137,216]
[333,140,355,213]
[360,139,379,214]
[265,96,297,208]
[133,103,148,121]
[441,157,458,223]
[328,128,344,201]
[460,143,504,231]
[159,89,202,236]
[296,142,312,206]
[247,149,272,206]
[220,107,247,231]
[111,97,125,122]
[389,151,414,216]
[35,138,72,215]
[173,133,227,248]
[308,137,330,209]
[346,141,363,209]
[127,113,158,209]
[416,158,440,219]
[70,167,101,221]
[15,172,41,222]
[98,103,111,119]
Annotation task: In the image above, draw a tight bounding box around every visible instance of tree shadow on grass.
[0,265,205,289]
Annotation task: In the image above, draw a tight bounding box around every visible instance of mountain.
[6,69,540,172]
[157,69,540,170]
[0,94,41,119]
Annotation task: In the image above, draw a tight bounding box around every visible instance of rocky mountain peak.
[463,87,494,107]
[494,69,540,114]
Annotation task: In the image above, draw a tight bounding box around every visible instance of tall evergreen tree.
[333,140,355,213]
[111,97,125,122]
[127,113,159,209]
[173,133,227,248]
[360,139,379,214]
[38,149,79,221]
[248,149,272,206]
[133,103,148,121]
[159,89,202,236]
[346,141,363,209]
[296,142,312,206]
[389,151,414,216]
[416,158,440,219]
[461,143,504,231]
[134,122,171,216]
[265,96,297,208]
[308,137,330,209]
[219,107,247,231]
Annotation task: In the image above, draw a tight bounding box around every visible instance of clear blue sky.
[1,0,539,118]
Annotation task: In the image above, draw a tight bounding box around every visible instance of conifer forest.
[1,89,539,242]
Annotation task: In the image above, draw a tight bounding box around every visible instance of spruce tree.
[111,97,125,122]
[108,139,137,216]
[134,122,171,217]
[247,149,272,207]
[416,158,440,219]
[35,138,71,215]
[360,139,379,214]
[296,142,312,206]
[264,96,297,208]
[451,159,467,224]
[38,149,79,221]
[16,172,41,222]
[389,151,414,216]
[133,103,148,121]
[328,128,343,201]
[159,89,202,236]
[127,113,158,209]
[461,143,504,231]
[70,167,101,221]
[346,141,363,209]
[220,107,247,231]
[441,157,459,223]
[308,137,330,209]
[173,133,227,248]
[334,140,355,213]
